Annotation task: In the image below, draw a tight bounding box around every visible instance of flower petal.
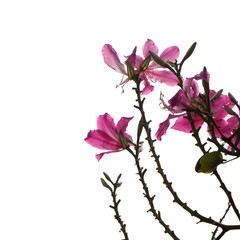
[150,70,179,86]
[193,69,210,83]
[142,39,159,58]
[116,116,134,133]
[97,113,118,140]
[160,46,180,62]
[156,114,177,141]
[142,78,154,95]
[125,47,137,66]
[85,130,121,150]
[171,115,203,133]
[102,44,127,74]
[96,150,121,161]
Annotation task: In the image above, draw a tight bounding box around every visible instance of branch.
[127,124,180,240]
[211,202,231,240]
[213,170,240,221]
[100,173,129,240]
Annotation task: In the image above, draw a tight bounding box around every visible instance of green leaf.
[195,151,223,173]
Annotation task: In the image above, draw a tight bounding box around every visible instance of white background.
[1,0,240,239]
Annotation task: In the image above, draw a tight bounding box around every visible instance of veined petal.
[85,130,121,150]
[97,113,118,140]
[116,116,134,134]
[142,39,159,58]
[102,44,127,74]
[160,46,180,62]
[150,70,179,86]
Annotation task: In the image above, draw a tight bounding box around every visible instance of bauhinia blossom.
[102,39,180,94]
[156,70,234,140]
[85,113,133,161]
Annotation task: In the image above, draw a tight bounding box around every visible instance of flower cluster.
[86,39,240,160]
[102,39,179,94]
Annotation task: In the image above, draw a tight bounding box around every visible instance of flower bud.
[100,178,111,190]
[139,55,151,72]
[182,42,197,62]
[228,92,238,106]
[224,105,238,117]
[149,51,169,68]
[211,89,223,102]
[126,61,135,80]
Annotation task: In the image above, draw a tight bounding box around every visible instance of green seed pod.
[195,151,223,173]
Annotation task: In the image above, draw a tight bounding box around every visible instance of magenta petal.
[227,116,238,130]
[97,113,118,140]
[142,39,159,58]
[213,119,232,138]
[142,79,154,95]
[116,116,133,133]
[150,70,179,86]
[156,115,171,141]
[171,115,203,133]
[160,46,180,62]
[194,69,210,83]
[211,94,234,119]
[96,150,121,161]
[102,44,127,74]
[85,130,121,150]
[125,47,137,66]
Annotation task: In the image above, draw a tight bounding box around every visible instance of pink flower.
[102,39,180,94]
[85,113,133,161]
[156,70,234,140]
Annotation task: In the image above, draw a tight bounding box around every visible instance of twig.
[213,170,240,222]
[211,202,231,240]
[100,173,129,240]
